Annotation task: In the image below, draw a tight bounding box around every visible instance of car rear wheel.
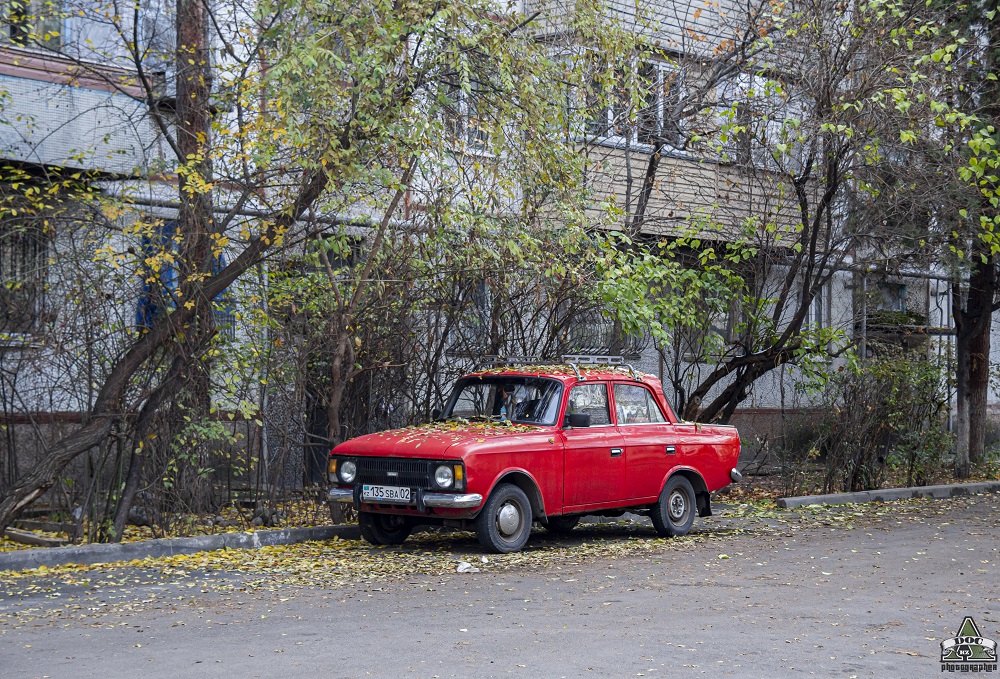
[475,483,532,553]
[650,475,696,537]
[358,511,412,546]
[543,515,580,534]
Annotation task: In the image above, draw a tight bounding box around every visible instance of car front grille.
[355,458,433,490]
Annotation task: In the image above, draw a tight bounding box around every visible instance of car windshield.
[444,376,563,426]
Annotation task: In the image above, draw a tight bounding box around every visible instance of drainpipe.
[859,274,867,362]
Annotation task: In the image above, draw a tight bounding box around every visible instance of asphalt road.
[1,495,998,679]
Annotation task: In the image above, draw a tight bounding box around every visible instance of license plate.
[361,484,411,504]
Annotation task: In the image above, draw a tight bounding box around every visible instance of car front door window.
[567,383,612,426]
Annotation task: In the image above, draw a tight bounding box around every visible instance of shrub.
[810,353,951,493]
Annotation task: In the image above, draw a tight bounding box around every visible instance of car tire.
[358,511,412,546]
[475,483,533,553]
[650,475,696,537]
[543,515,580,534]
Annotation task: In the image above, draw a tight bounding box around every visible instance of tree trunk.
[953,248,996,477]
[324,331,352,523]
[109,358,185,541]
[966,251,995,466]
[174,0,216,464]
[968,308,991,466]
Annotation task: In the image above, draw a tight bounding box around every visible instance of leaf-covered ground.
[2,494,995,630]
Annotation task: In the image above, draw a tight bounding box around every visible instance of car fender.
[659,466,712,517]
[480,468,547,520]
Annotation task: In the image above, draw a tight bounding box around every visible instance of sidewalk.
[776,480,1000,509]
[0,524,360,573]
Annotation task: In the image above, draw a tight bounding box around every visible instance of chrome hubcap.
[497,502,521,536]
[668,491,687,521]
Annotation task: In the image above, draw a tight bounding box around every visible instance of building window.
[586,60,683,149]
[565,314,617,355]
[445,279,490,357]
[585,67,629,139]
[135,221,178,330]
[680,297,738,363]
[0,221,47,335]
[716,72,805,171]
[804,280,827,329]
[636,62,683,147]
[2,0,63,50]
[877,282,907,312]
[135,220,233,338]
[443,81,490,152]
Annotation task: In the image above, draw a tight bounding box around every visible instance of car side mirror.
[565,412,591,428]
[431,408,442,421]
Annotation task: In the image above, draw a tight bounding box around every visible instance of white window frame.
[805,279,828,330]
[443,81,491,154]
[715,72,806,172]
[585,59,684,152]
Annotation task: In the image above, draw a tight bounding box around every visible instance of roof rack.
[481,355,545,366]
[561,355,640,381]
[480,354,642,382]
[560,354,624,365]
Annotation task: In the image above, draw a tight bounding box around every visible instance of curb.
[0,524,360,573]
[777,481,1000,509]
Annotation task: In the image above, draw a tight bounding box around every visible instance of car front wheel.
[475,483,532,553]
[650,475,696,537]
[358,511,412,546]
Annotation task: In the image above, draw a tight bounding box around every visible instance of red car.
[328,358,741,553]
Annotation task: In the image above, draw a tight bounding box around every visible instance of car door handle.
[665,446,676,455]
[610,448,623,457]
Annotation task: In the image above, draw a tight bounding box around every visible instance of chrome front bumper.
[423,493,483,508]
[327,487,482,509]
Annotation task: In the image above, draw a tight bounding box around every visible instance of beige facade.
[581,142,804,240]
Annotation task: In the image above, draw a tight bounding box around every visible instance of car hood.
[333,421,548,459]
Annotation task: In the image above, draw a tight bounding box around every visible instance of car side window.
[567,383,611,426]
[613,384,667,425]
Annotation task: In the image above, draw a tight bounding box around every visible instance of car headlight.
[339,459,357,484]
[434,464,454,489]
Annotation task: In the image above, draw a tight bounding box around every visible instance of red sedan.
[329,359,741,553]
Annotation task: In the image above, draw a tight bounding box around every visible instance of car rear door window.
[613,384,666,425]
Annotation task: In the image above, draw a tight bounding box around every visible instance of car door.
[561,382,627,507]
[613,382,677,501]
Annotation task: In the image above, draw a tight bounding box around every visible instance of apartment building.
[0,0,996,501]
